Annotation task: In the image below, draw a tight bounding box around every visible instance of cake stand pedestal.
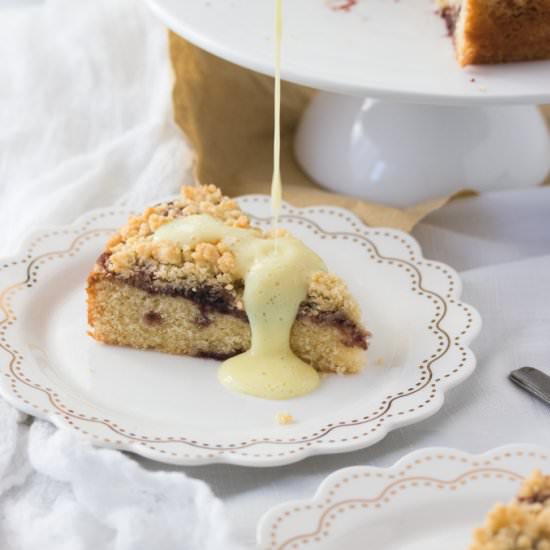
[146,0,550,207]
[295,94,550,206]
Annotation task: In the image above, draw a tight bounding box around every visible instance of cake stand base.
[295,93,550,207]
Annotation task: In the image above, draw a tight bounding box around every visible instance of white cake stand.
[147,0,550,206]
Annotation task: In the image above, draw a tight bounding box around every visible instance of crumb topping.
[277,412,294,425]
[518,470,550,503]
[307,272,360,320]
[470,470,550,550]
[104,184,246,277]
[93,184,362,321]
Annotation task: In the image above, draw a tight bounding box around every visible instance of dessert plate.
[257,444,550,549]
[147,0,550,104]
[0,197,480,466]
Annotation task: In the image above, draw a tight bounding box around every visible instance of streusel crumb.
[99,185,362,322]
[307,272,361,321]
[469,470,550,550]
[518,469,550,502]
[277,412,294,425]
[106,184,248,276]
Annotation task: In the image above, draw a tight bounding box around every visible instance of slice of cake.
[469,470,550,550]
[437,0,550,66]
[87,184,369,375]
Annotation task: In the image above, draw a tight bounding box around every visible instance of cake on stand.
[146,0,550,207]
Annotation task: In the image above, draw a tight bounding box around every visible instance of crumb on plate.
[277,412,294,425]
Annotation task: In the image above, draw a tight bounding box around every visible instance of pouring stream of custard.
[271,0,283,233]
[154,0,324,400]
[154,215,325,399]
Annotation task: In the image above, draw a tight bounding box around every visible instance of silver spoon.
[509,367,550,406]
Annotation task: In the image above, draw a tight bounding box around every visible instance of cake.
[87,184,369,375]
[437,0,550,66]
[469,470,550,550]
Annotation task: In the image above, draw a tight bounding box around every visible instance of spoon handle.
[509,367,550,406]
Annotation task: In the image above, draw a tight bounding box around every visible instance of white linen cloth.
[0,1,549,549]
[0,408,235,550]
[0,1,240,549]
[0,0,193,258]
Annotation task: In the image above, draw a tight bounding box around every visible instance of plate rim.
[0,196,481,466]
[256,443,550,549]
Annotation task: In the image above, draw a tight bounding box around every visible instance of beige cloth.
[170,34,550,232]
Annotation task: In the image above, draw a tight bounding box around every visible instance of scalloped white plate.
[257,444,550,549]
[0,197,480,466]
